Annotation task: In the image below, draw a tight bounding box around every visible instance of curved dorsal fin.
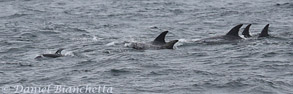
[259,24,270,37]
[153,31,168,44]
[164,40,178,49]
[242,24,252,38]
[55,48,64,54]
[226,24,243,37]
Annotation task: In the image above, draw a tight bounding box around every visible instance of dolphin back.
[55,48,64,54]
[162,40,179,49]
[42,54,63,58]
[259,24,270,37]
[242,24,252,38]
[153,31,168,44]
[226,24,243,37]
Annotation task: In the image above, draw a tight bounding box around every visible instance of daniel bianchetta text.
[1,85,113,94]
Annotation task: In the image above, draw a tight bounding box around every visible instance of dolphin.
[259,24,270,37]
[198,24,244,43]
[242,24,252,38]
[35,48,64,59]
[242,24,270,38]
[127,31,178,50]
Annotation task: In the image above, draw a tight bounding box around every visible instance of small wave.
[109,68,133,76]
[106,41,117,46]
[1,13,30,19]
[20,33,37,38]
[193,70,225,76]
[63,51,75,57]
[0,0,15,2]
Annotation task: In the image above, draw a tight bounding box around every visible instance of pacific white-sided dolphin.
[242,24,270,38]
[35,48,64,59]
[127,31,178,50]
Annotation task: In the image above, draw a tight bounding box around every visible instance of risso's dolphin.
[242,24,270,38]
[127,31,178,50]
[35,48,64,59]
[198,24,243,43]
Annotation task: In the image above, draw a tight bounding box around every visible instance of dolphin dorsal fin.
[259,24,270,37]
[242,24,252,38]
[164,40,178,49]
[55,48,64,54]
[153,31,168,44]
[226,24,243,37]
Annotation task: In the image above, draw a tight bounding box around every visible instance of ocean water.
[0,0,293,94]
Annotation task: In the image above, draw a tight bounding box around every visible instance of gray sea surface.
[0,0,293,94]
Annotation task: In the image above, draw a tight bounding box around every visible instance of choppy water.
[0,0,293,94]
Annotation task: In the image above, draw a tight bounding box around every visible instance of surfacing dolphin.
[197,24,244,43]
[35,48,64,59]
[127,31,178,50]
[259,24,270,37]
[242,24,270,38]
[242,24,252,38]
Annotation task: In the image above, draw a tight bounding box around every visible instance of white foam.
[106,41,116,46]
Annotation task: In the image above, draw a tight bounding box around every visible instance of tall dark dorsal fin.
[153,31,168,44]
[163,40,178,49]
[242,24,252,38]
[259,24,270,37]
[55,48,64,54]
[226,24,243,37]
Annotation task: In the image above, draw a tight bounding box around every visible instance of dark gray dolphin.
[259,24,270,37]
[241,24,270,38]
[242,24,252,38]
[127,31,178,50]
[225,24,243,39]
[198,24,243,43]
[35,48,64,59]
